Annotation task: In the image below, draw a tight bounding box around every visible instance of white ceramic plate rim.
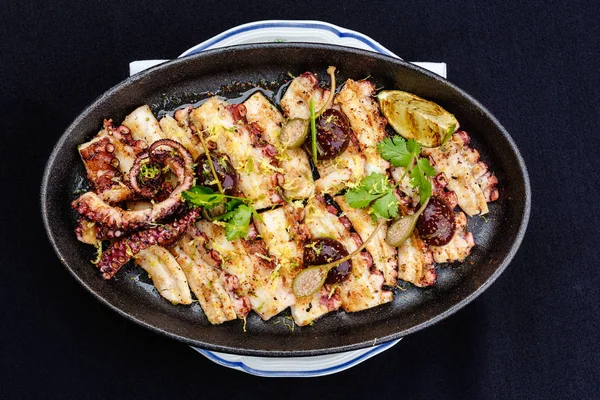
[178,20,399,58]
[192,339,399,378]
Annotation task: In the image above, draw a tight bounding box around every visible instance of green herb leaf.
[183,185,259,241]
[372,191,400,219]
[406,139,421,156]
[309,98,317,164]
[181,186,225,209]
[345,173,389,208]
[225,198,244,211]
[345,173,388,208]
[344,172,399,219]
[409,162,433,204]
[376,136,412,167]
[345,190,382,208]
[417,157,436,177]
[377,135,435,204]
[224,204,253,241]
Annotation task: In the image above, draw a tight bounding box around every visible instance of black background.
[1,1,599,399]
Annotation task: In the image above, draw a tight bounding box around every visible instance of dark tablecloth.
[1,1,598,399]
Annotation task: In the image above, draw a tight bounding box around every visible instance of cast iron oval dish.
[41,44,530,356]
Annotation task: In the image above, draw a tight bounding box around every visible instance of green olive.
[280,118,309,149]
[292,266,328,298]
[385,197,430,247]
[385,215,418,247]
[201,203,227,221]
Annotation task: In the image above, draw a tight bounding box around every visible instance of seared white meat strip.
[122,104,202,160]
[253,204,330,326]
[336,196,398,286]
[244,91,315,199]
[133,245,192,305]
[171,225,250,324]
[197,220,292,321]
[314,139,366,195]
[291,198,343,325]
[429,211,475,263]
[422,131,499,216]
[159,109,202,160]
[280,72,366,195]
[190,97,283,209]
[280,72,330,120]
[336,79,390,174]
[305,197,393,312]
[397,232,436,287]
[122,105,164,145]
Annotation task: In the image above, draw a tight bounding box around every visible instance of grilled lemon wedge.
[377,90,458,148]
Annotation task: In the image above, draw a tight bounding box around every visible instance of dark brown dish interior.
[41,43,530,356]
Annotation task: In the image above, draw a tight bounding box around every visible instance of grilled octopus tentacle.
[72,139,194,231]
[97,208,200,279]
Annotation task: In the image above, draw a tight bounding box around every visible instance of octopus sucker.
[72,139,194,231]
[97,208,200,279]
[78,120,141,204]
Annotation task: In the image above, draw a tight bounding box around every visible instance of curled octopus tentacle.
[96,208,200,279]
[72,139,194,231]
[129,139,190,198]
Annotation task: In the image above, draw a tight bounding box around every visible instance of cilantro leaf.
[224,204,253,241]
[372,191,399,219]
[225,198,244,211]
[345,172,399,219]
[345,190,380,208]
[377,135,435,205]
[345,173,391,208]
[406,139,421,156]
[214,209,236,222]
[410,162,433,204]
[418,177,432,203]
[377,136,412,167]
[361,172,389,188]
[361,172,393,196]
[183,185,259,240]
[181,186,224,209]
[408,166,421,189]
[417,157,436,177]
[345,190,381,208]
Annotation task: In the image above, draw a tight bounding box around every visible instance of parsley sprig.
[377,136,436,204]
[182,186,260,241]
